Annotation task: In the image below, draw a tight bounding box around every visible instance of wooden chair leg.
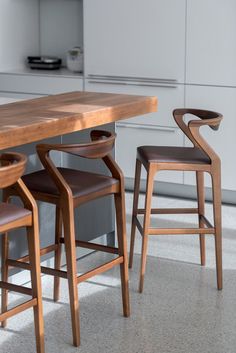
[1,190,10,327]
[1,232,9,328]
[62,202,80,347]
[53,206,63,302]
[115,191,130,318]
[211,169,223,290]
[27,222,45,353]
[139,166,155,293]
[129,159,142,269]
[196,171,206,266]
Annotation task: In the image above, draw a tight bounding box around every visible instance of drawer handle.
[116,123,178,133]
[88,74,178,84]
[88,80,177,89]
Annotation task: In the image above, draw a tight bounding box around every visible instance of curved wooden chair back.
[36,130,122,196]
[173,108,223,163]
[37,130,115,159]
[0,152,27,189]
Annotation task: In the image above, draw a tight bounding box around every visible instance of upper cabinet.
[84,0,186,82]
[186,0,236,87]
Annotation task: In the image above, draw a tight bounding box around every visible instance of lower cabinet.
[185,85,236,191]
[0,71,83,95]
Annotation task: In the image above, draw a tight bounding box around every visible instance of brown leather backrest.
[0,152,27,188]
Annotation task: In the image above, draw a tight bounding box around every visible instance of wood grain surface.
[0,91,157,149]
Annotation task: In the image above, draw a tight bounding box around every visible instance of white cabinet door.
[85,79,184,127]
[84,0,186,82]
[186,0,236,86]
[185,85,236,191]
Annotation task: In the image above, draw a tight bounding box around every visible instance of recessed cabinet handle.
[116,123,178,133]
[88,80,178,89]
[87,74,178,84]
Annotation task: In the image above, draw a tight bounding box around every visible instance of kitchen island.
[0,91,157,274]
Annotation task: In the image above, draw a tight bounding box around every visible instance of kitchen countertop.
[0,91,157,150]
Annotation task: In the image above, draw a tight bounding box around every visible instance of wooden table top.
[0,91,157,150]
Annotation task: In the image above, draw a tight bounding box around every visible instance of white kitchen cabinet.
[84,0,186,82]
[116,124,184,184]
[0,70,83,95]
[186,0,236,87]
[85,79,184,127]
[184,85,236,191]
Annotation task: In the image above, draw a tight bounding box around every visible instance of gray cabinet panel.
[0,72,83,95]
[84,0,186,81]
[186,0,236,86]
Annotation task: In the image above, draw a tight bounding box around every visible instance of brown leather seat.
[129,109,223,293]
[0,203,31,228]
[23,168,119,198]
[137,146,211,165]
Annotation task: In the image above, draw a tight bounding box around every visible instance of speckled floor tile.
[1,193,236,353]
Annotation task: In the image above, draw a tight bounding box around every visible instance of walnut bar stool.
[0,152,44,353]
[12,130,130,347]
[129,108,223,293]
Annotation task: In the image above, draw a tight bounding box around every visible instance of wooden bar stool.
[0,152,44,353]
[9,130,130,347]
[129,108,223,293]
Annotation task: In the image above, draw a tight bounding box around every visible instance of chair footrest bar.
[14,244,59,264]
[7,259,68,279]
[0,298,37,322]
[7,258,31,271]
[134,217,144,235]
[0,281,33,296]
[148,227,215,235]
[40,266,67,279]
[134,216,215,235]
[60,238,119,254]
[137,208,199,215]
[77,256,123,284]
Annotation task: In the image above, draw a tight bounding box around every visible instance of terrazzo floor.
[1,193,236,353]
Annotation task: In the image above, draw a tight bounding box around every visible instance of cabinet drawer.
[186,0,236,86]
[0,72,83,95]
[116,123,184,184]
[85,79,184,127]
